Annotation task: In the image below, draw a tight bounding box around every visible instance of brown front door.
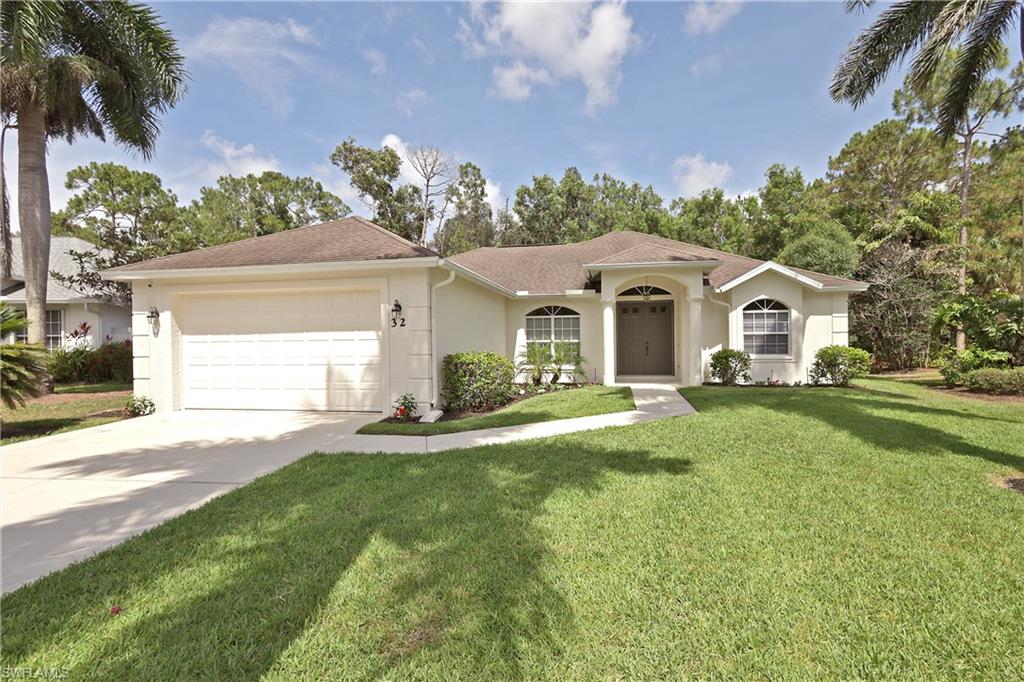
[616,301,674,376]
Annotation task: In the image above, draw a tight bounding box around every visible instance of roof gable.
[4,236,107,302]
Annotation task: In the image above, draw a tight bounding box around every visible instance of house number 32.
[391,317,406,327]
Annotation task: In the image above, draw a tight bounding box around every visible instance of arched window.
[743,299,789,355]
[526,306,580,351]
[618,285,671,298]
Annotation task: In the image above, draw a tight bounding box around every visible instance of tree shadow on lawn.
[692,387,1024,471]
[1,440,690,680]
[1,416,110,442]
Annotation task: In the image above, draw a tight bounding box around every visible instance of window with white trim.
[743,299,789,355]
[525,306,580,351]
[15,309,63,350]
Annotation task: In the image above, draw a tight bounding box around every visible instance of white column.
[602,297,616,385]
[688,296,703,385]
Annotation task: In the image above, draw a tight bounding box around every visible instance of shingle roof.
[106,216,437,274]
[3,236,104,302]
[449,230,863,294]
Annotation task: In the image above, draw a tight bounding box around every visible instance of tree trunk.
[956,129,971,353]
[1,124,12,280]
[17,103,52,346]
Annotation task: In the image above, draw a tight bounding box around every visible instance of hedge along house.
[102,217,868,415]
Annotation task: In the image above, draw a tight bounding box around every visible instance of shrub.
[49,345,92,382]
[551,341,586,385]
[708,349,751,385]
[939,347,1011,386]
[124,395,155,417]
[809,345,872,387]
[961,367,1024,395]
[0,305,48,408]
[392,392,418,421]
[442,351,516,412]
[516,343,552,386]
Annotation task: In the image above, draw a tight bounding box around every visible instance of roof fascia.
[714,261,825,293]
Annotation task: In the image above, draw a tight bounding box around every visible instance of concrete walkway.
[331,384,696,454]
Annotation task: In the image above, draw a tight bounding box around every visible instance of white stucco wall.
[434,274,507,399]
[130,266,436,413]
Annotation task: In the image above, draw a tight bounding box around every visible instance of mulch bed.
[927,385,1024,405]
[377,385,584,425]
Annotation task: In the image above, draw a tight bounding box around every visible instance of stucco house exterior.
[3,237,132,349]
[103,216,868,414]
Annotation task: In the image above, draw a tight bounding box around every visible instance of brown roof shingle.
[449,231,863,294]
[106,216,436,273]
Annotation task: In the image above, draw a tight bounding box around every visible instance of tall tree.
[407,145,453,246]
[51,163,186,304]
[744,164,832,261]
[778,222,861,278]
[893,47,1024,349]
[971,126,1024,295]
[330,138,422,241]
[590,175,669,238]
[185,171,349,245]
[831,0,1023,137]
[433,162,495,256]
[824,119,953,238]
[1,0,187,343]
[668,188,747,251]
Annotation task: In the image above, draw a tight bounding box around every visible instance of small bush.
[708,349,751,385]
[516,343,552,386]
[809,345,871,387]
[392,392,418,421]
[551,341,586,385]
[49,346,92,382]
[961,367,1024,395]
[939,348,1012,386]
[442,351,516,412]
[124,395,155,417]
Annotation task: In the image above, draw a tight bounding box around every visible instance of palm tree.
[0,304,48,408]
[0,1,186,344]
[831,0,1023,138]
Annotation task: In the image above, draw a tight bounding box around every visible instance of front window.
[526,306,580,352]
[15,309,63,350]
[743,299,789,356]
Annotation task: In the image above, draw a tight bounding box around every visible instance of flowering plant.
[392,393,418,421]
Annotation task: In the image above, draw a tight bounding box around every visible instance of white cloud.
[457,1,640,114]
[684,1,742,36]
[396,88,428,116]
[410,35,435,65]
[190,17,319,118]
[362,48,388,76]
[380,133,421,187]
[485,179,505,215]
[491,62,552,101]
[672,153,733,198]
[690,53,723,78]
[196,130,280,181]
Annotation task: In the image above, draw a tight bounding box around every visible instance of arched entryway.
[615,285,674,376]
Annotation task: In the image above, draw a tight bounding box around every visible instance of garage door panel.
[182,290,383,412]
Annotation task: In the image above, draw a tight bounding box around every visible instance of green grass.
[54,381,133,395]
[357,385,635,435]
[1,388,130,445]
[2,378,1022,678]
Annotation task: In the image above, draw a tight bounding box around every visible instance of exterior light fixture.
[390,299,403,324]
[147,307,159,322]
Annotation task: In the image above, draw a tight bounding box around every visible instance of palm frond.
[831,1,946,106]
[909,1,985,92]
[0,305,48,409]
[938,0,1020,136]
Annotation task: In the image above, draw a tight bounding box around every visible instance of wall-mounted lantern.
[147,306,159,322]
[390,299,403,325]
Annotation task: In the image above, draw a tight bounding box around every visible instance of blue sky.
[8,1,1017,233]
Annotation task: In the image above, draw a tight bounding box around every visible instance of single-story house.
[103,216,868,414]
[3,236,132,349]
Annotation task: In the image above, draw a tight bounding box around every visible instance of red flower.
[110,605,122,615]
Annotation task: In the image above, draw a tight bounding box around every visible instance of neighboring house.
[103,216,868,414]
[3,237,132,349]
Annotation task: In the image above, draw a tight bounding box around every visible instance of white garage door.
[182,290,383,411]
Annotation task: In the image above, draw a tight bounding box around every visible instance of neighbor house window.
[525,306,580,352]
[15,309,63,350]
[743,299,789,356]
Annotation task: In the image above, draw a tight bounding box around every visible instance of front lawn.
[357,384,635,436]
[1,386,131,445]
[2,378,1022,678]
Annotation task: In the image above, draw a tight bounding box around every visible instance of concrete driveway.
[2,409,378,593]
